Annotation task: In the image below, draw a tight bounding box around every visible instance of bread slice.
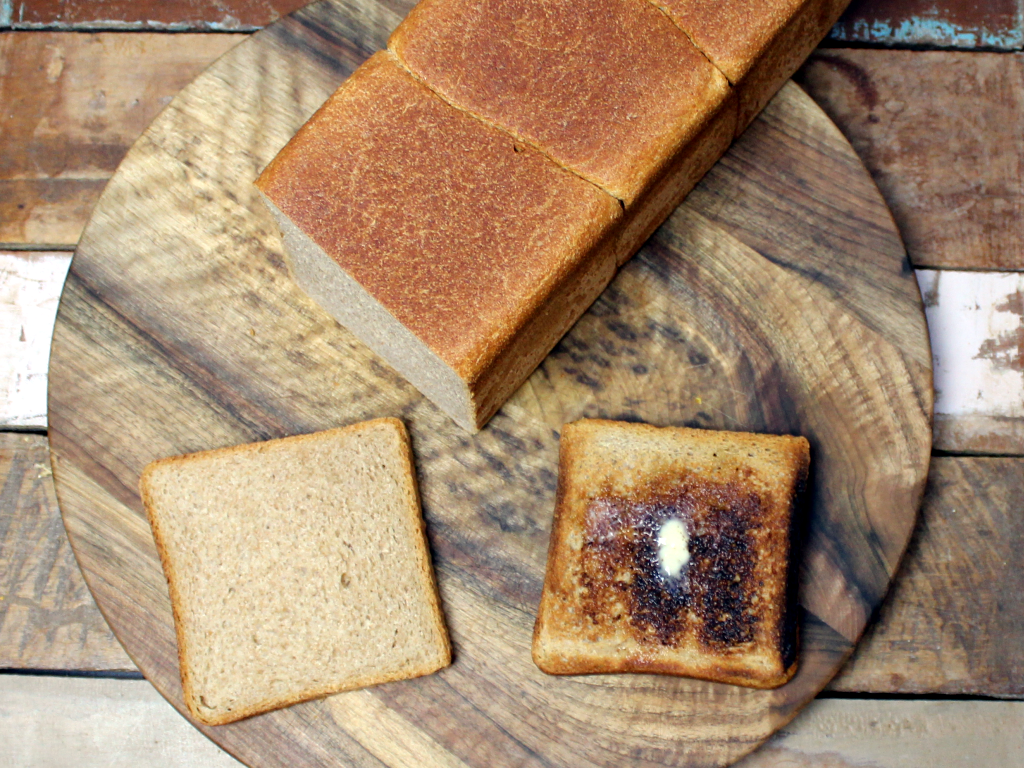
[256,51,622,433]
[388,0,732,206]
[648,0,851,130]
[140,418,451,726]
[533,419,809,688]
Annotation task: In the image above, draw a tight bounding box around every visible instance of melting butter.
[657,518,690,578]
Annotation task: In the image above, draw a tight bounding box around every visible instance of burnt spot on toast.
[579,474,768,652]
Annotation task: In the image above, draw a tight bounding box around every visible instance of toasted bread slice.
[256,51,622,433]
[140,418,451,726]
[388,0,731,206]
[533,419,809,688]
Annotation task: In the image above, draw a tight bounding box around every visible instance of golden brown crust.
[257,51,621,385]
[649,0,851,131]
[140,418,451,726]
[388,0,731,206]
[533,420,809,689]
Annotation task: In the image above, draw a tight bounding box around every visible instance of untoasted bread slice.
[533,419,809,688]
[140,418,451,726]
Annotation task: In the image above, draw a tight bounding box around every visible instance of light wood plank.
[0,675,242,767]
[798,50,1024,270]
[0,433,134,671]
[738,697,1024,767]
[0,32,244,246]
[918,270,1024,454]
[0,251,71,429]
[8,433,1024,698]
[3,674,1022,768]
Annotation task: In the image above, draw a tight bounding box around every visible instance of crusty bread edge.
[532,420,809,690]
[140,418,452,727]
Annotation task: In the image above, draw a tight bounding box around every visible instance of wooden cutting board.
[47,1,933,765]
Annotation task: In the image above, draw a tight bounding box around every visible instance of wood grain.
[797,49,1024,271]
[6,676,1024,768]
[830,456,1024,696]
[0,433,133,670]
[44,1,930,765]
[0,32,243,246]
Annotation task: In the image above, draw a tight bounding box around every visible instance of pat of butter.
[657,518,690,578]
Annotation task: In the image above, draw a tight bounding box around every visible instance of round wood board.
[48,2,933,766]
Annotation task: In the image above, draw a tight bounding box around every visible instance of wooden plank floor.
[2,2,1023,764]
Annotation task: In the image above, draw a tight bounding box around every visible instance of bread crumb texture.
[140,418,451,725]
[533,419,809,689]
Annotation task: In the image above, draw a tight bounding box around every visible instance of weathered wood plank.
[4,0,306,30]
[831,0,1024,50]
[830,456,1024,696]
[1,251,71,429]
[919,270,1024,454]
[5,37,1021,274]
[2,675,1021,768]
[7,251,1021,452]
[739,697,1024,767]
[6,0,1022,50]
[0,32,244,246]
[7,436,1024,698]
[0,675,242,767]
[797,49,1024,271]
[0,433,134,671]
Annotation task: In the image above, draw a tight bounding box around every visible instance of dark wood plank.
[7,0,1022,51]
[831,456,1024,696]
[831,0,1024,50]
[0,32,244,246]
[797,49,1024,270]
[4,0,306,30]
[0,432,133,671]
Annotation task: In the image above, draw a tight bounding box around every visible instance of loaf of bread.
[532,420,809,688]
[257,0,850,431]
[140,418,451,725]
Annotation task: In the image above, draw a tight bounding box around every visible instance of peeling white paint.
[0,251,71,429]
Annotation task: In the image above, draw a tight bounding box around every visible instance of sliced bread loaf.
[140,418,451,726]
[533,419,809,688]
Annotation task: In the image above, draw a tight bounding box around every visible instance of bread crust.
[389,0,731,206]
[256,51,621,390]
[648,0,851,131]
[533,420,809,689]
[140,418,451,726]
